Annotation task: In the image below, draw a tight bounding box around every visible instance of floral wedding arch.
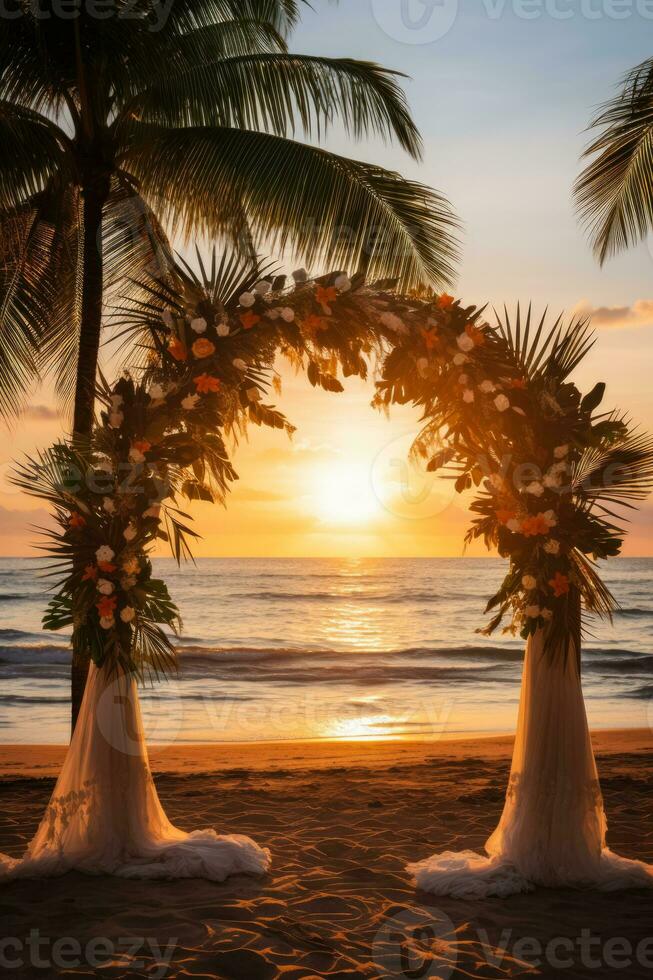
[2,252,653,892]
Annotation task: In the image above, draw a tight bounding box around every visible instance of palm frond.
[494,305,595,383]
[575,57,653,263]
[124,124,459,290]
[128,54,422,158]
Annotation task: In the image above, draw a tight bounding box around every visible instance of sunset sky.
[3,1,653,556]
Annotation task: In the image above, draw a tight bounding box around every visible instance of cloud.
[233,487,287,503]
[22,404,59,421]
[572,299,653,330]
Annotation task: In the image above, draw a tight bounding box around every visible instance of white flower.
[380,312,407,334]
[335,273,351,292]
[525,604,541,619]
[543,472,561,489]
[216,321,230,337]
[253,280,271,296]
[488,473,504,490]
[129,448,146,465]
[99,616,114,630]
[525,482,544,497]
[161,309,175,328]
[457,333,475,353]
[181,394,200,411]
[281,307,295,322]
[543,539,560,555]
[232,358,248,372]
[541,607,553,621]
[97,579,114,596]
[120,606,136,623]
[247,387,262,403]
[522,574,537,591]
[417,357,429,377]
[554,444,569,459]
[110,394,123,410]
[144,504,161,520]
[123,524,137,542]
[239,291,256,308]
[494,394,510,413]
[506,518,520,532]
[462,389,475,403]
[149,383,166,401]
[102,497,115,514]
[550,461,568,476]
[479,380,496,394]
[109,412,124,429]
[96,545,115,563]
[458,373,469,385]
[543,509,558,527]
[190,317,207,334]
[292,268,308,283]
[453,353,468,366]
[266,308,280,320]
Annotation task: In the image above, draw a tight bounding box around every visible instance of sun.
[311,460,381,525]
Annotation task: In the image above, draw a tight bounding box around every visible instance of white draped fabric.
[0,663,271,882]
[408,630,653,898]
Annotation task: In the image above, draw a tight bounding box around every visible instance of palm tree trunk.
[70,178,108,735]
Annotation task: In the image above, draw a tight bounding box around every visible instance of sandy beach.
[1,730,652,979]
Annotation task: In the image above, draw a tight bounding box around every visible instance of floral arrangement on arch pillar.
[14,252,653,678]
[375,305,653,659]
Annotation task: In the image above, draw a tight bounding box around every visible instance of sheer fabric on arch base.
[407,630,653,899]
[0,664,271,882]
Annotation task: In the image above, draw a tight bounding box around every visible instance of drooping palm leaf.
[122,124,459,290]
[575,57,653,263]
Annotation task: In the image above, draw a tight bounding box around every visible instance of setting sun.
[311,461,381,525]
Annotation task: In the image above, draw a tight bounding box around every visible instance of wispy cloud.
[23,404,59,421]
[572,299,653,330]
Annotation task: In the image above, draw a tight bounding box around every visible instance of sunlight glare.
[312,461,381,525]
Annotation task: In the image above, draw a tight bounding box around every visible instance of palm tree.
[0,0,459,731]
[575,57,653,262]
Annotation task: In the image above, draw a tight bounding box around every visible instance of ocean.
[1,557,652,745]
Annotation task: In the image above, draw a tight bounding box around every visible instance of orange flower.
[315,285,338,311]
[437,293,455,309]
[194,373,221,394]
[68,512,86,529]
[521,514,550,537]
[421,327,440,350]
[509,377,527,390]
[97,560,117,574]
[82,564,98,582]
[132,440,151,455]
[302,314,326,337]
[191,338,216,359]
[496,509,516,526]
[240,311,261,330]
[168,338,187,362]
[465,323,486,347]
[549,572,570,597]
[122,557,140,576]
[96,595,117,618]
